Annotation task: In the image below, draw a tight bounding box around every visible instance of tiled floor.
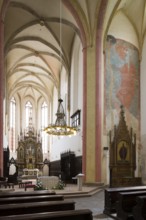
[72,190,113,220]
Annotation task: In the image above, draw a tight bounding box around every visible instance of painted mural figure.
[105,35,139,132]
[119,143,127,160]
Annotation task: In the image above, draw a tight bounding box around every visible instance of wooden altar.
[17,129,43,176]
[109,106,141,187]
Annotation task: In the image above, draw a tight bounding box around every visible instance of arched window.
[25,101,32,128]
[41,101,48,153]
[9,97,16,151]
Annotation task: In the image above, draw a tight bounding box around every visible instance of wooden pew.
[103,185,146,215]
[0,194,64,205]
[0,190,56,198]
[0,180,8,188]
[0,209,93,220]
[0,200,75,216]
[25,183,36,191]
[132,195,146,220]
[19,181,32,188]
[116,191,146,220]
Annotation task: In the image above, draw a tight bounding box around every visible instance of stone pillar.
[0,0,10,176]
[84,45,96,183]
[95,0,108,182]
[63,0,108,184]
[0,19,4,176]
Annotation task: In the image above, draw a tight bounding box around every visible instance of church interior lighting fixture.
[44,99,78,136]
[44,1,78,136]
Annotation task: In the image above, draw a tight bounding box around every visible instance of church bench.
[116,190,146,220]
[0,209,93,220]
[132,195,146,220]
[0,194,64,205]
[0,200,75,216]
[25,183,36,191]
[0,180,8,188]
[0,189,56,198]
[0,181,14,189]
[19,181,32,188]
[6,183,14,188]
[103,185,146,215]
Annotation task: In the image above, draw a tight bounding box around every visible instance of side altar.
[109,106,141,187]
[16,128,43,176]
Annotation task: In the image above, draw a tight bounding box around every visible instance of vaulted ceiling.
[104,0,146,53]
[4,0,80,103]
[2,0,146,104]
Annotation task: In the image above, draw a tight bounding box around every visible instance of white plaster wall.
[70,35,83,114]
[108,11,139,49]
[50,132,82,161]
[49,36,83,162]
[60,67,69,124]
[52,88,58,124]
[60,67,67,103]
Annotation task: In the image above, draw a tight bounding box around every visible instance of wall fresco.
[104,35,140,134]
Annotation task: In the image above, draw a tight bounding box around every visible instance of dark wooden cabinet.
[3,147,9,177]
[61,151,76,183]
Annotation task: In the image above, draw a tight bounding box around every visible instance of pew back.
[132,195,146,220]
[103,185,146,214]
[0,200,75,216]
[0,194,64,204]
[0,190,56,198]
[0,209,93,220]
[116,191,146,220]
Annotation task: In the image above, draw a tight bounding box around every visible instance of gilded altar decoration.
[17,128,43,176]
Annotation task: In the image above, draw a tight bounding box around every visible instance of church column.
[62,0,96,183]
[0,17,4,176]
[0,0,10,176]
[95,0,108,182]
[82,0,108,183]
[82,47,87,180]
[62,0,89,181]
[83,45,96,183]
[61,0,108,183]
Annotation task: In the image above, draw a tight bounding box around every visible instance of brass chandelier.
[44,99,78,136]
[44,3,78,136]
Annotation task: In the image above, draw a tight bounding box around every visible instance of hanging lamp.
[44,2,78,136]
[44,99,78,136]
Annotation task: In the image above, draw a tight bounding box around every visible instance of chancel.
[17,117,43,178]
